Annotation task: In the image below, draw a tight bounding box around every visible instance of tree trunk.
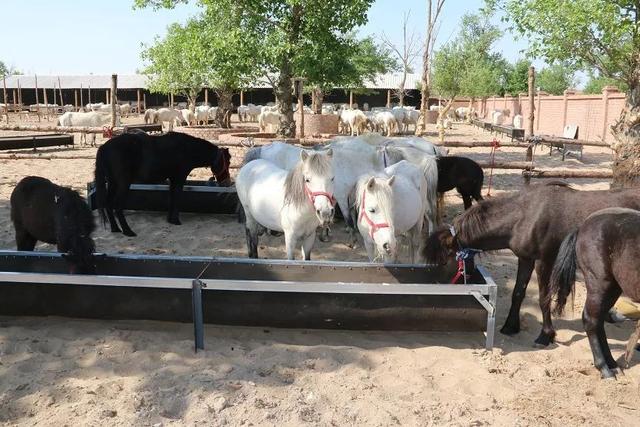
[275,68,295,137]
[312,88,324,115]
[216,89,233,129]
[611,80,640,188]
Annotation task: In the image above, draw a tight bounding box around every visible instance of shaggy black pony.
[10,176,96,274]
[94,131,232,237]
[436,156,484,209]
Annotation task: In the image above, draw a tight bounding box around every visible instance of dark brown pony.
[424,182,640,346]
[547,208,640,378]
[10,176,96,274]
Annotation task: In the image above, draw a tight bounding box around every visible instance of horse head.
[300,148,335,226]
[423,225,457,265]
[61,235,96,274]
[212,147,232,186]
[358,175,397,261]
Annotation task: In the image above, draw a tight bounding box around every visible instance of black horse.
[94,131,232,237]
[10,176,96,274]
[437,156,484,209]
[548,207,640,379]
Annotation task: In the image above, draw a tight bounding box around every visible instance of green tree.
[142,21,208,111]
[142,10,260,127]
[0,61,20,76]
[432,11,503,119]
[537,63,577,95]
[136,0,375,137]
[502,59,530,95]
[583,70,628,94]
[488,0,640,187]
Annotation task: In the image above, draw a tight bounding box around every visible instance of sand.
[0,117,638,426]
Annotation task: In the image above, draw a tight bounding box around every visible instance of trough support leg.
[192,279,206,352]
[486,286,497,350]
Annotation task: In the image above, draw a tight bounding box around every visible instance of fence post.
[525,66,536,185]
[562,89,571,130]
[601,86,617,143]
[110,74,117,128]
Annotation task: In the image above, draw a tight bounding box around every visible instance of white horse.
[144,108,158,124]
[195,105,210,125]
[236,149,335,260]
[258,110,282,132]
[377,144,439,233]
[181,108,195,126]
[57,111,113,147]
[353,161,427,263]
[156,108,182,131]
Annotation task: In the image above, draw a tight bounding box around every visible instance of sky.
[0,0,543,76]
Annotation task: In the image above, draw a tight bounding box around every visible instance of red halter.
[358,189,390,239]
[304,185,336,207]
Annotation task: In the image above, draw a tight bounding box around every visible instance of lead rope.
[448,225,483,284]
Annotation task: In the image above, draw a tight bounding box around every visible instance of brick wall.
[466,87,625,143]
[295,113,339,135]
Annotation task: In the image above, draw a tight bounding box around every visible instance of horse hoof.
[123,230,137,237]
[499,324,520,336]
[601,369,617,380]
[168,219,181,226]
[110,228,122,233]
[533,332,555,347]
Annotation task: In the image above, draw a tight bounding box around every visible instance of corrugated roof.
[3,72,421,90]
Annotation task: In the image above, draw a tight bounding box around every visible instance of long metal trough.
[0,133,74,151]
[0,251,497,349]
[86,180,239,214]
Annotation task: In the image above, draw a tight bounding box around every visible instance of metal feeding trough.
[0,251,497,350]
[0,134,73,151]
[86,180,239,214]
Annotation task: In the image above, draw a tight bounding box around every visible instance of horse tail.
[242,146,262,166]
[94,146,110,227]
[419,157,439,226]
[547,229,579,316]
[236,202,246,224]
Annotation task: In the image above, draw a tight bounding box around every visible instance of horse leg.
[113,186,136,237]
[284,232,299,260]
[243,209,260,258]
[596,282,622,370]
[534,258,558,346]
[583,286,617,379]
[15,227,37,251]
[500,257,535,336]
[301,233,316,261]
[105,181,122,233]
[167,178,185,225]
[461,193,473,209]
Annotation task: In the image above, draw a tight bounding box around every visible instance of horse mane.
[453,193,512,245]
[283,151,332,207]
[355,174,396,236]
[382,146,405,165]
[243,146,262,165]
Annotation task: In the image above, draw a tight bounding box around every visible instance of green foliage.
[141,9,260,104]
[583,70,628,94]
[433,11,504,100]
[0,61,20,76]
[502,58,530,95]
[489,0,638,87]
[536,63,577,95]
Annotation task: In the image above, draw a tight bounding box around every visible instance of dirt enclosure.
[0,115,638,426]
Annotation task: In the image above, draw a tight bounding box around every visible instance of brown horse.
[424,182,640,346]
[547,208,640,378]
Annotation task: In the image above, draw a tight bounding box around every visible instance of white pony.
[195,105,210,125]
[57,111,114,147]
[258,110,282,132]
[181,108,195,126]
[120,104,131,117]
[236,149,335,260]
[156,108,182,131]
[144,108,158,124]
[353,160,427,263]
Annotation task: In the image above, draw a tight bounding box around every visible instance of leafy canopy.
[487,0,639,87]
[433,12,504,100]
[583,70,628,94]
[536,63,577,95]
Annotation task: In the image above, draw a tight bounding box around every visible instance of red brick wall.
[465,87,625,143]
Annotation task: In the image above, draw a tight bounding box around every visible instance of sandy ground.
[0,115,638,426]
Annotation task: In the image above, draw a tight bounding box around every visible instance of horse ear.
[387,175,395,186]
[366,176,376,190]
[325,148,333,157]
[300,150,309,161]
